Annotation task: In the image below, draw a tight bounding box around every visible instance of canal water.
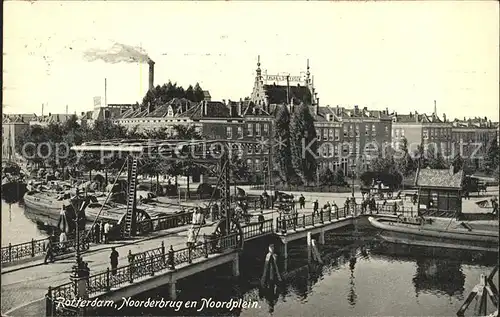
[98,229,498,317]
[1,199,49,246]
[2,198,498,316]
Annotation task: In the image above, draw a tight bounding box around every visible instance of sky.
[3,1,499,121]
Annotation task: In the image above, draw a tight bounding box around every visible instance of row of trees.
[142,82,205,110]
[16,116,251,196]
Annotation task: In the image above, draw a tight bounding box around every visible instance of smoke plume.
[83,42,153,64]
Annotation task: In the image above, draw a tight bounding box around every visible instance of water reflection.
[347,251,357,306]
[413,258,465,297]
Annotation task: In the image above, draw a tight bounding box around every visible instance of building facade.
[451,117,498,169]
[391,111,453,160]
[2,115,31,162]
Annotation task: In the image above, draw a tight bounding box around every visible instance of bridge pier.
[318,230,325,245]
[282,242,288,260]
[169,282,177,300]
[232,254,240,277]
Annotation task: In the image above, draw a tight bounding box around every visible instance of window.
[366,124,370,136]
[247,145,253,155]
[335,129,340,141]
[329,129,334,141]
[343,125,348,137]
[255,159,261,171]
[323,129,328,141]
[226,126,233,139]
[237,127,243,139]
[385,126,389,134]
[247,123,253,136]
[316,129,320,140]
[423,129,429,139]
[264,144,269,154]
[255,144,261,154]
[349,125,354,137]
[246,159,253,170]
[256,123,261,137]
[263,124,269,134]
[401,129,405,137]
[334,145,339,156]
[395,129,399,138]
[355,124,360,137]
[371,125,376,136]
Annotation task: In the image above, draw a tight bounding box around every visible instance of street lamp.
[350,164,356,198]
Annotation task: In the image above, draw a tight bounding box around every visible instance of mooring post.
[307,232,312,264]
[283,241,288,260]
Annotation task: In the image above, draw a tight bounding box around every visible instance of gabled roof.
[415,168,463,189]
[393,112,443,123]
[183,101,232,119]
[263,84,312,105]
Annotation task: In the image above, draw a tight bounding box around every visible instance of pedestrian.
[326,202,332,215]
[59,231,67,253]
[259,195,265,210]
[103,222,110,243]
[44,233,55,264]
[187,227,195,249]
[94,222,101,244]
[110,247,119,276]
[258,210,265,233]
[100,222,105,243]
[192,209,198,225]
[299,194,305,209]
[313,199,319,217]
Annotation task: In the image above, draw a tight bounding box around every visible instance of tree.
[395,137,414,176]
[485,137,499,173]
[333,168,346,186]
[273,105,295,184]
[319,167,335,185]
[427,145,448,169]
[452,153,464,173]
[193,83,204,102]
[290,104,317,185]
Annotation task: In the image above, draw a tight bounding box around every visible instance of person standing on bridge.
[187,227,196,249]
[110,247,119,276]
[44,233,55,264]
[313,199,319,217]
[103,222,110,244]
[93,222,101,244]
[258,210,265,233]
[299,194,305,209]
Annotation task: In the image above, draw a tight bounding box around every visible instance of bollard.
[320,210,324,224]
[167,245,175,270]
[336,207,339,220]
[106,268,110,291]
[303,214,306,228]
[188,247,192,264]
[46,286,53,317]
[312,213,315,226]
[31,239,35,257]
[150,256,154,276]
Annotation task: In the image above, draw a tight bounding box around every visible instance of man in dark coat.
[110,247,119,275]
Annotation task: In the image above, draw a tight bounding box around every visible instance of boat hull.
[368,217,499,253]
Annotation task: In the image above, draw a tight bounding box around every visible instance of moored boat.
[368,216,499,253]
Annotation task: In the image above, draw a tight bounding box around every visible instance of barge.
[368,216,499,253]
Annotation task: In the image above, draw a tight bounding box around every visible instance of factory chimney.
[148,60,155,91]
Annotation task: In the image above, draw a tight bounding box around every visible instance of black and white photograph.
[1,1,499,317]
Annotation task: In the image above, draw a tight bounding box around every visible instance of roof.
[30,113,73,124]
[311,106,392,122]
[415,168,464,189]
[393,112,443,123]
[263,84,312,105]
[2,114,35,123]
[203,91,211,97]
[183,101,232,119]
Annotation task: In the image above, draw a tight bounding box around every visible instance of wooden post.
[150,256,154,276]
[232,254,240,277]
[303,214,306,228]
[106,268,110,291]
[307,232,312,264]
[161,241,165,264]
[319,230,325,245]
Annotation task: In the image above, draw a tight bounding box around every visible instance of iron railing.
[46,233,241,316]
[2,231,90,265]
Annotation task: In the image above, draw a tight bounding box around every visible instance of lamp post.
[350,164,356,198]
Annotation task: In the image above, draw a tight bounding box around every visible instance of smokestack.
[433,100,437,115]
[286,75,290,105]
[42,103,44,116]
[316,98,319,115]
[203,101,208,116]
[148,60,155,91]
[66,105,68,116]
[238,98,242,116]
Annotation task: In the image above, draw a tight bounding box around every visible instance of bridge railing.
[137,211,194,234]
[46,232,241,314]
[2,231,90,265]
[241,219,274,239]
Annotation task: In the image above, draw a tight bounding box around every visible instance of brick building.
[391,111,453,160]
[451,117,498,169]
[2,114,32,161]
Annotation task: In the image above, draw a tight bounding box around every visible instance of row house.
[392,111,453,160]
[2,114,32,161]
[451,116,498,169]
[113,97,274,179]
[313,105,392,175]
